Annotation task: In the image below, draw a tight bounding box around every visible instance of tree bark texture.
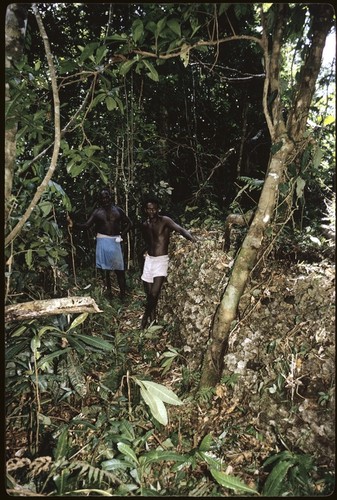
[5,5,61,247]
[5,4,28,219]
[5,297,103,323]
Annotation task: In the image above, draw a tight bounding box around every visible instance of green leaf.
[210,469,259,495]
[92,93,106,107]
[312,146,323,169]
[132,19,144,43]
[95,45,108,64]
[198,451,222,469]
[37,348,71,368]
[140,387,168,425]
[199,433,213,452]
[114,96,124,114]
[180,43,190,67]
[54,426,69,460]
[79,42,100,63]
[162,348,179,358]
[38,325,61,336]
[143,59,159,82]
[101,458,130,471]
[117,442,139,465]
[105,96,117,111]
[67,162,86,178]
[106,34,128,42]
[67,313,88,332]
[25,249,33,268]
[140,380,184,406]
[72,333,113,351]
[120,420,135,441]
[11,325,27,337]
[39,200,53,216]
[167,18,181,37]
[141,450,189,465]
[262,459,294,496]
[323,115,335,126]
[156,17,167,36]
[30,336,41,357]
[67,335,86,355]
[119,59,137,76]
[84,145,101,158]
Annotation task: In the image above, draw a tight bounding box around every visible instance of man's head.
[143,195,159,210]
[99,188,112,208]
[143,196,160,220]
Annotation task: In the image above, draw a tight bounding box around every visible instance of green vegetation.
[5,3,335,496]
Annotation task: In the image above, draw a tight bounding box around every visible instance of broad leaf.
[37,348,71,368]
[210,469,259,495]
[199,433,213,452]
[25,249,33,268]
[167,18,181,37]
[140,380,184,405]
[72,333,113,351]
[67,313,89,332]
[101,458,130,471]
[138,382,168,425]
[141,450,189,465]
[120,59,137,76]
[262,459,294,496]
[117,442,139,465]
[105,96,117,111]
[132,19,144,42]
[143,59,159,81]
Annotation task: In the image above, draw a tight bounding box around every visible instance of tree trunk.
[200,141,294,387]
[5,5,61,247]
[5,297,102,323]
[199,3,334,388]
[5,4,28,222]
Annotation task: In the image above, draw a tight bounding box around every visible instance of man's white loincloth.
[141,254,169,283]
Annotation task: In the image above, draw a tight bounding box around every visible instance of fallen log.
[5,296,103,323]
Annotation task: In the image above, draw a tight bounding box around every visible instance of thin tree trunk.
[5,5,61,247]
[5,4,28,222]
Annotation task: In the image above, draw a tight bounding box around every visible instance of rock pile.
[158,229,335,462]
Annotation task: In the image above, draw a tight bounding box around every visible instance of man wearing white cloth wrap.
[140,196,196,329]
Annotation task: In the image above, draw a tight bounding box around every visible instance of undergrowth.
[5,272,335,496]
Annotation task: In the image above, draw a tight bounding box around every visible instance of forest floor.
[90,228,335,493]
[6,228,335,495]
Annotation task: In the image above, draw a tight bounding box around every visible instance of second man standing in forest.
[140,196,196,329]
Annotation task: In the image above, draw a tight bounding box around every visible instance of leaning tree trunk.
[199,3,334,388]
[200,140,294,387]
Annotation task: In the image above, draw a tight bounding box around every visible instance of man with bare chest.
[140,196,196,329]
[67,188,132,299]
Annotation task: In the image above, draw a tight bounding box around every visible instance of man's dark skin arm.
[118,208,132,238]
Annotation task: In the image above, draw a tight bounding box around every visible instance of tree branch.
[5,296,103,322]
[133,34,264,60]
[5,4,61,247]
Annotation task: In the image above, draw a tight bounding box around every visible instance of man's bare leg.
[141,276,165,329]
[115,270,126,300]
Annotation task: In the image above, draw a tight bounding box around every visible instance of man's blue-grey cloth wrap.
[96,234,124,270]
